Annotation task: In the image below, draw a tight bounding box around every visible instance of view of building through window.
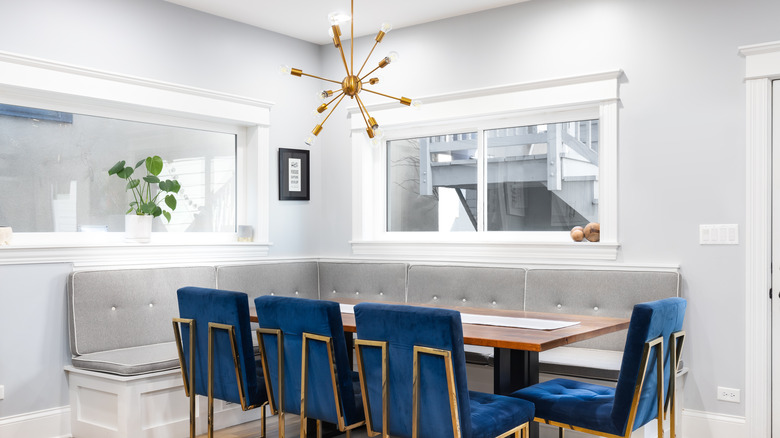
[0,103,237,233]
[386,120,599,232]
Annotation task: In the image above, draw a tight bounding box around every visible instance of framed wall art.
[278,148,310,201]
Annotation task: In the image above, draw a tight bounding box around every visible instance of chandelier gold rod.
[299,72,342,85]
[325,90,346,107]
[360,65,382,83]
[350,0,354,75]
[361,87,406,103]
[356,40,380,78]
[320,93,347,128]
[354,94,371,130]
[336,43,351,77]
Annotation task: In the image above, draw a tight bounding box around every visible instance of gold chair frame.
[256,329,365,438]
[172,318,268,438]
[538,330,686,438]
[354,339,528,438]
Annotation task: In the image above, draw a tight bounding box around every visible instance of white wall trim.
[681,409,747,438]
[350,71,622,261]
[0,406,71,438]
[739,40,777,438]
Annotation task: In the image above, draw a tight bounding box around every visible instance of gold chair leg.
[559,426,565,438]
[345,425,350,438]
[279,410,285,438]
[317,419,323,438]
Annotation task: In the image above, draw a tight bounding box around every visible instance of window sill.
[350,240,619,263]
[0,233,271,267]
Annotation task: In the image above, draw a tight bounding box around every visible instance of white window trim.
[0,51,273,267]
[349,71,622,262]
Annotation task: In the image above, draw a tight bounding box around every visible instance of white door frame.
[741,40,780,438]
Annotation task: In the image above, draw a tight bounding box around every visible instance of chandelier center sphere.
[342,75,362,97]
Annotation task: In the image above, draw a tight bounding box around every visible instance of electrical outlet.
[0,385,4,400]
[717,386,740,403]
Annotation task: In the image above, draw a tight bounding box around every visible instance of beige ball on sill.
[584,222,600,242]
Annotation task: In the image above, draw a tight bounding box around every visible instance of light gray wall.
[0,263,72,418]
[316,0,780,417]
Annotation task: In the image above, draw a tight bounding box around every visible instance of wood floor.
[196,415,371,438]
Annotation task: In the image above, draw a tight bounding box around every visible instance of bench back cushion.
[525,269,680,350]
[318,262,407,302]
[407,265,526,309]
[68,266,216,356]
[216,262,319,300]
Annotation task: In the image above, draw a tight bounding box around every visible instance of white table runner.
[339,304,579,331]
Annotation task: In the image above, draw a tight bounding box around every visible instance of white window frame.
[350,71,621,262]
[0,51,272,266]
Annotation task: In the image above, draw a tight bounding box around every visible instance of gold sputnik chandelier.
[282,0,417,146]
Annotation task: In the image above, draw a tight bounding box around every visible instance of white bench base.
[65,366,262,438]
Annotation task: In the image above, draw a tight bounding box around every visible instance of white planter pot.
[125,215,152,243]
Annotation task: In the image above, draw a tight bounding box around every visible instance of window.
[386,120,599,233]
[0,104,237,233]
[0,52,271,265]
[350,72,620,260]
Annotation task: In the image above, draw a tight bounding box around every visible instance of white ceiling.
[164,0,531,45]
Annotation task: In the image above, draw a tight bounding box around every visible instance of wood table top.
[251,298,629,353]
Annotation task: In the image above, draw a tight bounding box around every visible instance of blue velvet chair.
[173,287,269,438]
[254,295,365,438]
[354,302,535,438]
[510,297,686,438]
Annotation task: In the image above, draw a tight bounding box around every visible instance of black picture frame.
[278,148,310,201]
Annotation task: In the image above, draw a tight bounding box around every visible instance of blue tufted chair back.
[354,303,472,438]
[254,295,362,426]
[176,286,264,406]
[612,297,686,434]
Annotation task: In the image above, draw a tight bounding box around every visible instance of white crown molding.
[0,50,272,126]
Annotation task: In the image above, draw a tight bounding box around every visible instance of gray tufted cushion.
[319,261,407,302]
[407,265,526,309]
[525,269,680,350]
[67,266,216,357]
[71,342,180,376]
[216,262,319,300]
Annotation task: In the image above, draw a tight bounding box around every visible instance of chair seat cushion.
[468,390,534,438]
[71,342,179,376]
[510,378,621,436]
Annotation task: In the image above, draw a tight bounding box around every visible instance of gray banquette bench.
[65,261,679,437]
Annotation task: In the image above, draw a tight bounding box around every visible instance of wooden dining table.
[250,298,629,395]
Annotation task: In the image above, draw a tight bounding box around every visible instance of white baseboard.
[0,406,72,438]
[682,409,746,438]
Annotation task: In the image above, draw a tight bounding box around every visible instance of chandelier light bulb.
[279,64,291,75]
[328,12,351,25]
[411,99,423,109]
[380,23,393,33]
[304,134,317,146]
[387,51,400,63]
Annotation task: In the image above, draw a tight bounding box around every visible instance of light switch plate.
[700,224,739,245]
[0,385,4,400]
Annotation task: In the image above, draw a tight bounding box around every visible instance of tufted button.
[355,291,360,295]
[333,290,337,294]
[433,296,438,301]
[379,292,384,296]
[557,304,562,309]
[492,300,497,305]
[111,306,116,311]
[462,298,467,303]
[295,291,299,295]
[149,303,154,308]
[593,306,599,311]
[270,292,275,296]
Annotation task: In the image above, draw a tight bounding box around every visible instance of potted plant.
[108,156,181,242]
